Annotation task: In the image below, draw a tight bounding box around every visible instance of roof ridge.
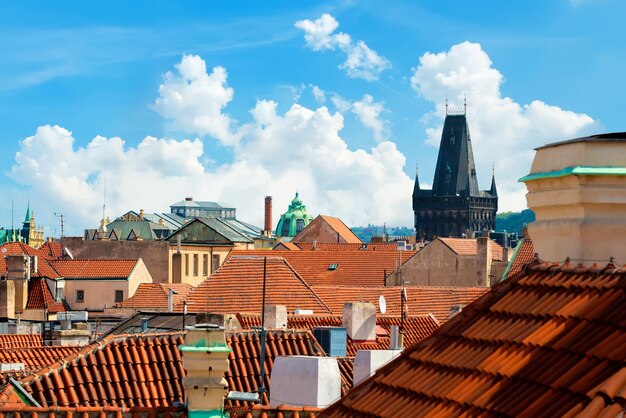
[277,257,334,314]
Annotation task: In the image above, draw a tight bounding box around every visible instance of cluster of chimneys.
[179,302,401,414]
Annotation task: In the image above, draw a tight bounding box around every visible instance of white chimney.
[342,302,376,341]
[521,134,626,263]
[270,356,341,408]
[263,304,287,329]
[353,349,403,385]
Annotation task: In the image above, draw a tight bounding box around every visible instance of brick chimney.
[180,318,231,417]
[521,134,626,263]
[7,256,29,314]
[264,196,273,234]
[342,302,376,342]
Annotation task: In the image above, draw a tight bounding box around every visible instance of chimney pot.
[342,302,376,341]
[264,196,273,234]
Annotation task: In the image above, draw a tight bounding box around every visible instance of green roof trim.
[499,238,523,283]
[519,165,626,183]
[187,409,228,418]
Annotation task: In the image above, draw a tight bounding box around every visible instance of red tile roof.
[323,261,626,417]
[311,285,487,323]
[49,259,138,279]
[292,215,362,244]
[0,334,42,349]
[0,346,80,372]
[115,283,193,309]
[0,242,61,279]
[180,256,332,314]
[237,313,440,357]
[229,250,415,287]
[39,241,63,258]
[21,333,187,408]
[439,237,504,261]
[273,242,301,251]
[505,237,536,280]
[230,404,321,417]
[294,242,400,251]
[25,278,65,313]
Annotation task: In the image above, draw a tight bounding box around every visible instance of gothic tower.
[413,106,498,240]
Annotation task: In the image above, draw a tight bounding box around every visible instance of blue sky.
[0,0,623,235]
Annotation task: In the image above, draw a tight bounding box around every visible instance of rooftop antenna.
[54,213,65,238]
[11,199,14,233]
[258,256,268,399]
[102,165,107,223]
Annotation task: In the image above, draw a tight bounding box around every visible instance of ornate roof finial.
[445,97,448,115]
[416,162,419,178]
[464,95,467,115]
[492,162,495,177]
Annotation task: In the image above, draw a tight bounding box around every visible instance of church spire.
[490,163,498,197]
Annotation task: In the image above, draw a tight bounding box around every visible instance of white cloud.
[295,14,390,81]
[351,94,389,142]
[411,41,597,212]
[331,94,351,113]
[311,84,326,103]
[152,54,238,146]
[11,55,413,234]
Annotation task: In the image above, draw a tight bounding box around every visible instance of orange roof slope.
[311,285,487,323]
[439,237,504,261]
[25,278,65,312]
[292,215,362,244]
[505,237,535,280]
[49,259,138,278]
[21,333,186,408]
[238,314,440,357]
[323,261,626,417]
[229,249,415,287]
[0,334,42,349]
[116,283,193,309]
[40,241,63,258]
[0,346,79,371]
[0,242,61,279]
[294,242,399,251]
[181,256,332,314]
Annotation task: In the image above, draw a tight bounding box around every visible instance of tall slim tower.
[413,107,497,240]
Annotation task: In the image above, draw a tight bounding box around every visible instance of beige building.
[166,218,254,286]
[49,259,153,312]
[390,237,511,287]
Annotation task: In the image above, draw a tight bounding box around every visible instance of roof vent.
[185,197,193,201]
[328,263,339,270]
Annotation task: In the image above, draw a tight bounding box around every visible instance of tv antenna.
[54,213,65,238]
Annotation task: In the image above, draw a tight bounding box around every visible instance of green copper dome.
[275,192,313,237]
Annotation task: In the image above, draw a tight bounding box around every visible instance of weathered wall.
[127,259,154,298]
[395,240,494,287]
[64,279,131,311]
[61,238,170,283]
[168,244,236,286]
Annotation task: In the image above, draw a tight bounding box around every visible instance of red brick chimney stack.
[264,196,273,233]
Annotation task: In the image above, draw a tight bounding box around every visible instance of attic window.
[328,263,339,271]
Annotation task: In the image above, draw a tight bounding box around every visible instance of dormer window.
[328,263,339,270]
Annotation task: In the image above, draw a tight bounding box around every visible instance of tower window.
[281,219,291,236]
[296,219,305,234]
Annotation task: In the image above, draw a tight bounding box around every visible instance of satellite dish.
[64,247,74,260]
[1,248,6,254]
[379,295,387,315]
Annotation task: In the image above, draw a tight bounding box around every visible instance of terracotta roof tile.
[25,278,65,313]
[439,237,505,261]
[323,262,626,417]
[180,256,332,314]
[294,242,400,251]
[49,259,138,278]
[292,215,362,244]
[115,283,193,309]
[311,285,487,323]
[39,241,63,258]
[506,238,536,280]
[273,242,301,251]
[229,249,415,287]
[20,333,187,408]
[0,242,61,279]
[0,334,42,349]
[0,346,80,372]
[237,313,439,357]
[15,329,331,413]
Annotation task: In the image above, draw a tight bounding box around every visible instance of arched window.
[281,219,291,236]
[296,219,305,234]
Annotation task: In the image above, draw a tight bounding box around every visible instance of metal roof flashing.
[534,132,626,150]
[519,165,626,182]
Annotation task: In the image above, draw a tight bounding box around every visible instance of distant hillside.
[495,209,535,234]
[351,225,414,243]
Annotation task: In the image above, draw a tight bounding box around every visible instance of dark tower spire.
[490,163,498,197]
[431,112,479,197]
